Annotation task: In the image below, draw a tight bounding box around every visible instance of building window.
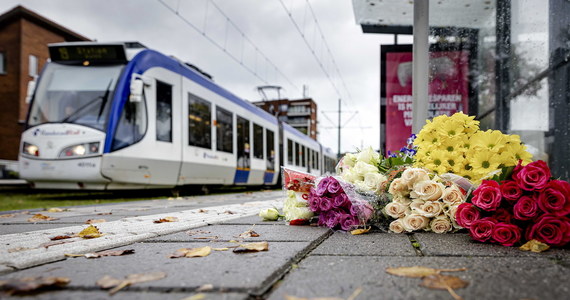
[156,81,172,142]
[216,106,233,153]
[295,142,300,166]
[0,52,6,74]
[287,139,293,164]
[29,55,38,77]
[253,123,264,159]
[188,93,211,149]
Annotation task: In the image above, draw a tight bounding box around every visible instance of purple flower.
[308,191,321,213]
[324,210,341,228]
[319,197,333,212]
[333,193,350,208]
[327,178,342,194]
[316,177,332,196]
[339,214,359,231]
[350,201,374,222]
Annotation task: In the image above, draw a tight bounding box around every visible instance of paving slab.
[311,231,417,256]
[0,290,249,300]
[268,255,570,300]
[146,224,331,243]
[218,215,287,225]
[0,223,77,235]
[0,241,316,296]
[415,233,570,258]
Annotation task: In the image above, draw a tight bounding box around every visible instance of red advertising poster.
[384,49,470,154]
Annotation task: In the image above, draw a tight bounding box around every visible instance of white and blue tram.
[19,41,336,189]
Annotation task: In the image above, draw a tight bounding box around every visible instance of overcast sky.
[4,0,410,154]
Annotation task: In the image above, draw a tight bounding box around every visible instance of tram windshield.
[27,63,124,131]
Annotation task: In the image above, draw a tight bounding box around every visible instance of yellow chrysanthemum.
[471,151,502,176]
[424,149,451,175]
[445,152,466,174]
[449,112,480,133]
[436,119,466,140]
[471,130,505,153]
[503,143,533,165]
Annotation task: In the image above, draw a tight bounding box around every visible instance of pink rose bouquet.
[455,160,570,247]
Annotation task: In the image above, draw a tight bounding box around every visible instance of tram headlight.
[22,142,40,156]
[59,142,100,158]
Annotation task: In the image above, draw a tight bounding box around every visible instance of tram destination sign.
[49,44,127,64]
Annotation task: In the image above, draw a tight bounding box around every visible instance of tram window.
[316,152,320,169]
[156,81,172,142]
[287,139,293,164]
[112,89,148,151]
[237,116,250,169]
[188,94,211,149]
[253,123,263,159]
[308,149,313,169]
[266,129,275,171]
[216,106,233,153]
[301,146,306,167]
[295,142,300,166]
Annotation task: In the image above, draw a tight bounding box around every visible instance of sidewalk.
[1,190,569,299]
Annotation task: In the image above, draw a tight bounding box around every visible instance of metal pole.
[412,0,430,134]
[337,98,341,158]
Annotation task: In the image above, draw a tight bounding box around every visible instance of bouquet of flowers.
[384,167,470,233]
[276,167,316,223]
[455,160,570,247]
[413,112,533,183]
[308,176,375,231]
[336,146,388,195]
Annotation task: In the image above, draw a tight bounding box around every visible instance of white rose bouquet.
[384,167,472,233]
[336,146,388,195]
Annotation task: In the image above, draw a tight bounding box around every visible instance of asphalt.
[0,190,569,300]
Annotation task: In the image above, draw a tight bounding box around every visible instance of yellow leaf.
[212,248,229,251]
[97,272,166,295]
[520,239,550,253]
[47,207,65,212]
[0,277,70,294]
[27,214,58,222]
[169,247,211,258]
[182,294,206,300]
[77,225,103,239]
[238,229,260,238]
[350,228,371,235]
[386,266,440,278]
[420,274,468,300]
[85,219,106,224]
[233,241,269,253]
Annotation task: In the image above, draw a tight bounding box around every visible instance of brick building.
[252,98,318,140]
[0,6,89,160]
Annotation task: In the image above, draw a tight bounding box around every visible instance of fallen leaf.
[77,225,103,239]
[233,241,269,253]
[97,271,166,295]
[153,216,179,223]
[84,249,135,258]
[350,228,371,235]
[195,283,214,292]
[0,214,16,218]
[193,236,219,240]
[198,209,208,213]
[8,247,32,253]
[223,210,236,214]
[386,266,467,278]
[49,235,73,241]
[182,294,207,300]
[420,274,468,300]
[520,239,550,253]
[64,254,86,257]
[169,246,212,258]
[212,248,229,251]
[85,219,106,224]
[186,230,211,236]
[47,207,66,212]
[27,214,58,222]
[96,212,112,215]
[40,240,74,248]
[0,276,70,294]
[238,229,260,238]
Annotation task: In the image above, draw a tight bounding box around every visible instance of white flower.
[385,202,407,219]
[444,204,462,229]
[410,180,445,201]
[401,168,430,188]
[284,206,314,221]
[353,161,379,177]
[354,180,369,193]
[284,191,309,209]
[363,172,387,193]
[343,153,357,168]
[357,146,380,164]
[442,185,465,205]
[430,215,453,233]
[389,219,406,233]
[415,201,443,218]
[393,195,412,206]
[341,169,363,184]
[402,214,430,232]
[388,178,410,197]
[410,199,425,212]
[259,208,280,221]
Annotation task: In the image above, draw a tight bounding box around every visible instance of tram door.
[234,116,250,184]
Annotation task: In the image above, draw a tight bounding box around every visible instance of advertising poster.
[383,46,470,154]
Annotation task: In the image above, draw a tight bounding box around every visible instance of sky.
[4,0,410,154]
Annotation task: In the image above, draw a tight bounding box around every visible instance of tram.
[19,41,336,189]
